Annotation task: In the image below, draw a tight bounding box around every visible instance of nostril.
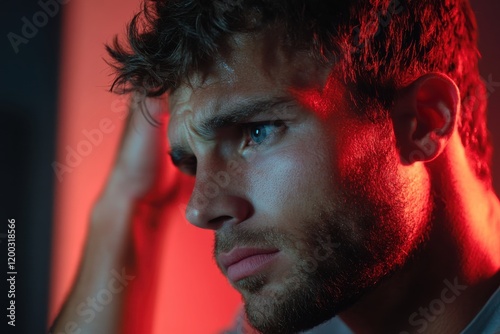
[208,215,233,227]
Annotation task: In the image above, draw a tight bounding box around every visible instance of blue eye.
[246,121,285,146]
[249,124,269,144]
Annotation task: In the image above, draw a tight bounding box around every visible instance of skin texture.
[51,23,500,334]
[167,32,434,333]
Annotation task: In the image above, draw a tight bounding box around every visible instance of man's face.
[168,32,431,333]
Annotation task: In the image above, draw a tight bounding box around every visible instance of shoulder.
[461,285,500,334]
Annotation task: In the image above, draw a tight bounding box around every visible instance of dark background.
[0,1,499,333]
[1,1,60,333]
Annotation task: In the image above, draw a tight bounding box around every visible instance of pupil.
[251,125,267,143]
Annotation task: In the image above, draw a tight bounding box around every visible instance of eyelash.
[241,120,287,147]
[176,120,287,175]
[178,156,197,175]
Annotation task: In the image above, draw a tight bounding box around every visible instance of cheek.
[331,120,422,237]
[245,141,335,226]
[333,121,388,192]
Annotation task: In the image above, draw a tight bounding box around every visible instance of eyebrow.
[196,96,294,138]
[169,97,294,167]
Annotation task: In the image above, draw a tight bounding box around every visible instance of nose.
[185,163,253,230]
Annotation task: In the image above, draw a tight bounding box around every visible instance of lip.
[218,248,280,282]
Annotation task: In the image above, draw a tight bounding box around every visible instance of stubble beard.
[218,195,431,334]
[215,143,432,334]
[236,213,382,334]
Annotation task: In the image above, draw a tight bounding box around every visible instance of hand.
[88,91,189,334]
[104,91,174,204]
[50,92,184,334]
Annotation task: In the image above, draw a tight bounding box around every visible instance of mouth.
[218,247,280,283]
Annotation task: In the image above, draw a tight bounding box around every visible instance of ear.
[391,73,460,165]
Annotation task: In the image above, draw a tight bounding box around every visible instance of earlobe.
[392,73,460,165]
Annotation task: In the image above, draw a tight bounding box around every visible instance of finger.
[108,91,170,200]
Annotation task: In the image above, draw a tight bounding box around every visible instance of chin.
[238,266,359,334]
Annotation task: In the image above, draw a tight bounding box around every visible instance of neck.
[340,133,500,333]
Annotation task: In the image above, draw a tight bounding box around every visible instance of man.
[51,0,500,333]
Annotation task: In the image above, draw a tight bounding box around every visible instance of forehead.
[167,32,331,140]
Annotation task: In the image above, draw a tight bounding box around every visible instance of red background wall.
[49,1,241,333]
[49,1,500,333]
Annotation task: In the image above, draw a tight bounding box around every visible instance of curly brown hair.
[106,0,492,187]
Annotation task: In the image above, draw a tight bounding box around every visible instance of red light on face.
[291,88,328,117]
[289,74,341,119]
